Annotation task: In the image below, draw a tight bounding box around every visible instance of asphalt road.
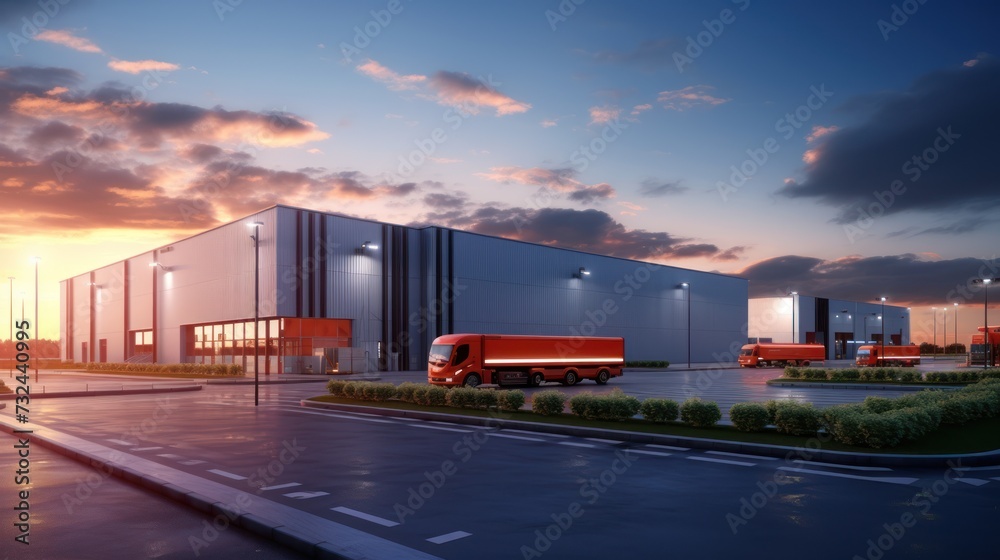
[2,372,998,559]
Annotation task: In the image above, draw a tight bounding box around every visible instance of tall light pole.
[954,302,959,356]
[788,291,798,343]
[32,257,39,376]
[681,282,690,368]
[879,297,886,366]
[932,307,937,360]
[942,306,947,356]
[249,222,263,406]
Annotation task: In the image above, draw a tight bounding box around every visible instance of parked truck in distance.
[855,344,920,367]
[738,343,825,368]
[427,333,625,387]
[969,326,1000,367]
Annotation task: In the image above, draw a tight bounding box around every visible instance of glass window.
[452,344,470,366]
[428,344,452,365]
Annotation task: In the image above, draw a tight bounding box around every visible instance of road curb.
[301,400,1000,468]
[0,385,203,400]
[765,380,964,391]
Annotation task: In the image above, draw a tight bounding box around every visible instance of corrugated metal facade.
[61,205,749,369]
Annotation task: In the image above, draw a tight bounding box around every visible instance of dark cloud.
[568,183,615,204]
[739,254,1000,305]
[638,178,687,197]
[25,120,84,147]
[423,192,469,209]
[183,143,224,163]
[422,205,730,261]
[778,56,1000,223]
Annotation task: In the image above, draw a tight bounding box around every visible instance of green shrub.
[830,368,861,381]
[341,381,362,398]
[411,385,430,405]
[804,368,829,380]
[360,382,396,402]
[625,360,670,368]
[327,380,347,396]
[395,382,422,403]
[763,400,781,424]
[897,370,920,383]
[602,389,641,421]
[497,390,525,411]
[679,398,721,428]
[532,390,567,416]
[822,404,866,446]
[446,387,478,408]
[772,401,821,436]
[568,393,597,417]
[474,389,499,409]
[729,402,770,432]
[640,398,679,423]
[858,413,905,448]
[425,386,448,407]
[784,367,803,379]
[862,396,895,414]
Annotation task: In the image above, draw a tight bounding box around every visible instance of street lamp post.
[879,297,886,366]
[954,302,958,356]
[7,276,12,377]
[943,306,947,357]
[789,291,798,343]
[984,279,992,370]
[681,283,690,368]
[32,257,39,378]
[249,222,263,406]
[932,307,937,361]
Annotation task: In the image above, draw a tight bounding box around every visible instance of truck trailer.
[427,333,625,387]
[855,344,920,367]
[738,343,825,368]
[969,326,1000,367]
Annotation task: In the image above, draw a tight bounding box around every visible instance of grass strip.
[307,395,1000,455]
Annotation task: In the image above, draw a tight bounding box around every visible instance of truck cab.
[427,334,484,387]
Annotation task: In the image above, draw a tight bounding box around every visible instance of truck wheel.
[596,369,610,384]
[563,371,578,386]
[802,361,810,367]
[463,373,481,388]
[530,372,544,387]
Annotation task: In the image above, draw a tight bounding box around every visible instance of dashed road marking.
[285,491,329,499]
[179,460,206,466]
[285,408,397,424]
[791,459,892,472]
[259,482,301,491]
[585,438,622,444]
[628,450,673,458]
[646,444,690,451]
[409,424,472,433]
[707,451,778,461]
[332,506,399,527]
[106,439,133,446]
[157,453,185,460]
[427,531,472,544]
[688,456,756,467]
[778,467,918,485]
[955,478,990,487]
[130,446,163,451]
[489,433,546,442]
[207,469,247,481]
[502,429,569,438]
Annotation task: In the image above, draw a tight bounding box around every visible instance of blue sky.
[2,0,998,341]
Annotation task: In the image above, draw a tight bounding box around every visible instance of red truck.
[970,326,1000,367]
[855,344,920,367]
[427,333,625,387]
[738,343,825,368]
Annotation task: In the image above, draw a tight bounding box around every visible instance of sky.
[1,0,998,344]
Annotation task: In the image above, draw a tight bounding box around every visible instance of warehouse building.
[748,294,912,360]
[60,205,749,373]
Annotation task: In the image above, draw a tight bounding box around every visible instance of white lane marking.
[285,491,329,499]
[707,451,778,461]
[955,478,991,487]
[130,446,163,451]
[489,433,545,442]
[791,459,892,472]
[558,441,596,449]
[646,444,690,451]
[688,456,756,467]
[585,438,622,444]
[157,453,184,460]
[429,421,491,430]
[427,531,472,544]
[395,417,421,422]
[778,467,919,485]
[207,469,247,481]
[957,465,1000,472]
[259,482,301,491]
[502,429,569,438]
[284,408,397,424]
[628,450,673,458]
[332,506,399,527]
[992,477,1000,482]
[179,460,206,466]
[408,424,472,433]
[106,439,133,446]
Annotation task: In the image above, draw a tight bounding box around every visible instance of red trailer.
[427,333,625,387]
[738,343,825,368]
[970,326,1000,367]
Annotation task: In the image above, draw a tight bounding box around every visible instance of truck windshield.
[428,344,453,365]
[740,348,754,356]
[857,350,870,358]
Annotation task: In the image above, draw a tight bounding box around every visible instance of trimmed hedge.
[567,389,640,421]
[772,401,821,436]
[639,398,679,423]
[782,367,1000,384]
[679,397,722,427]
[532,390,568,416]
[625,360,670,368]
[729,402,769,432]
[84,362,242,375]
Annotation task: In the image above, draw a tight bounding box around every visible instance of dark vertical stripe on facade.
[447,230,454,333]
[434,229,442,338]
[295,210,303,318]
[380,224,390,370]
[66,280,73,361]
[89,271,96,362]
[401,228,409,369]
[307,213,316,317]
[319,215,327,317]
[151,250,158,363]
[123,260,130,359]
[816,297,830,354]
